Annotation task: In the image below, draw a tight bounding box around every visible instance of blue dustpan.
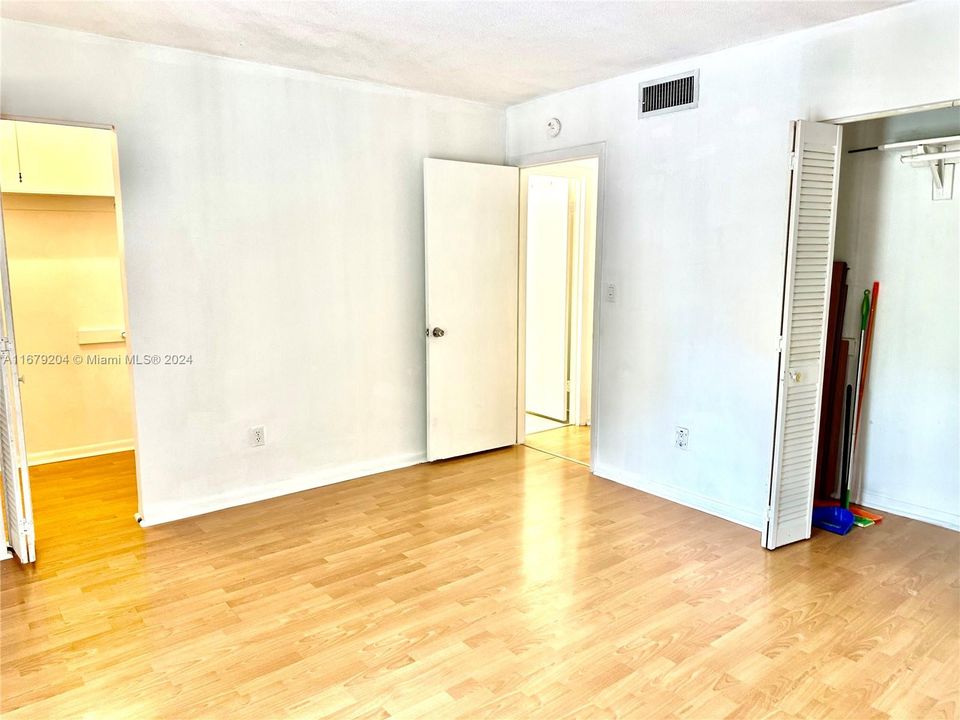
[812,506,855,535]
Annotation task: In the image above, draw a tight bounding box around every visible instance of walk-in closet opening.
[0,118,139,563]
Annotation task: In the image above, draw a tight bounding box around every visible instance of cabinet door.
[0,121,22,193]
[16,121,115,196]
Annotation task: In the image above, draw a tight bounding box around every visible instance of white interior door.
[424,159,519,461]
[0,207,35,563]
[525,175,571,422]
[763,120,843,550]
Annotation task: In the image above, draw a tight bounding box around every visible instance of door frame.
[508,142,606,471]
[0,113,144,532]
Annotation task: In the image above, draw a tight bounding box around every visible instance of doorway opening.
[519,157,599,467]
[0,118,139,564]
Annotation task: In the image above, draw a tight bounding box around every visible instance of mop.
[849,281,883,525]
[845,290,869,510]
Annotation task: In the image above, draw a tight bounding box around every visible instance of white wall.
[506,1,960,529]
[0,20,505,524]
[835,108,960,530]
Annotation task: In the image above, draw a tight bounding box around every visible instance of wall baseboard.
[28,439,135,466]
[140,451,427,527]
[856,489,960,531]
[593,462,763,531]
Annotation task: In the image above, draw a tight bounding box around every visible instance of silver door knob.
[432,328,445,338]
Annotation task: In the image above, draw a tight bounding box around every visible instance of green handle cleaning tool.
[844,290,870,509]
[861,290,870,334]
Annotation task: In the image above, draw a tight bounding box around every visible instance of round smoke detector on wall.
[546,118,562,138]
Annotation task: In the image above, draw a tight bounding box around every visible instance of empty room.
[1,1,958,718]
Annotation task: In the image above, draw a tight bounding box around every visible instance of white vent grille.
[639,70,699,118]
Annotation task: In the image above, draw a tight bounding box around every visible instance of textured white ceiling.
[0,1,901,106]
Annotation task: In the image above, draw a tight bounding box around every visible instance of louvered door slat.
[0,209,34,563]
[762,120,842,550]
[0,355,23,557]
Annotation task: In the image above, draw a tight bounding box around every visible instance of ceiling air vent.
[639,70,699,118]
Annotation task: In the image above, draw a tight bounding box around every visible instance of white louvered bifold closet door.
[762,120,842,550]
[0,208,35,563]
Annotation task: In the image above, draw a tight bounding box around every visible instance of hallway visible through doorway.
[520,156,598,468]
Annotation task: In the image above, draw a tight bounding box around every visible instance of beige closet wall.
[1,119,133,464]
[2,193,134,464]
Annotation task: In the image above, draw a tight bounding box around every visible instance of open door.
[525,175,572,423]
[424,159,519,461]
[0,208,35,563]
[763,120,843,550]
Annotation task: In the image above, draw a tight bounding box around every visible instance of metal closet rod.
[848,134,960,154]
[900,149,960,164]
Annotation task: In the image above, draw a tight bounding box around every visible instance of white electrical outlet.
[605,283,617,303]
[250,425,265,447]
[675,426,689,450]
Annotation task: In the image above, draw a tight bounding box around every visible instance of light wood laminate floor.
[525,414,567,435]
[2,448,958,718]
[525,424,591,466]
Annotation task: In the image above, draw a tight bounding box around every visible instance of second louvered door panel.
[0,207,34,563]
[0,348,27,560]
[763,120,842,550]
